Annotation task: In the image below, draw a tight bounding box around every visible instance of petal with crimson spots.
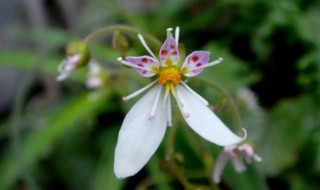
[126,56,159,77]
[181,51,210,77]
[159,29,179,67]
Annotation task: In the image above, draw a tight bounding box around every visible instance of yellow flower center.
[158,67,181,85]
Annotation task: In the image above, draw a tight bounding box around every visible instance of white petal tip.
[241,128,247,139]
[254,155,262,162]
[122,96,128,101]
[117,57,123,61]
[214,179,221,184]
[166,28,173,32]
[114,172,129,179]
[56,74,68,81]
[219,57,223,61]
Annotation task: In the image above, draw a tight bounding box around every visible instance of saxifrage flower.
[114,27,246,178]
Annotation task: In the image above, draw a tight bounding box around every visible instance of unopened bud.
[56,41,91,81]
[112,31,130,54]
[66,41,91,67]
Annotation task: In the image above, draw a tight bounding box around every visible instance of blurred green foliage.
[0,0,320,189]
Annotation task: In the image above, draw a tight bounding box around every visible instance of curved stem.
[165,113,178,159]
[83,24,162,50]
[193,77,243,135]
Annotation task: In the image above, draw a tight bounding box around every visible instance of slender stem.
[10,59,40,190]
[83,24,162,50]
[165,111,178,159]
[164,109,196,188]
[193,77,243,135]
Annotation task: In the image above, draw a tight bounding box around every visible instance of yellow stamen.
[163,83,171,106]
[163,82,177,106]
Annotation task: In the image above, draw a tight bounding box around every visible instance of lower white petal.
[213,151,231,183]
[231,157,246,172]
[114,85,167,178]
[175,85,245,146]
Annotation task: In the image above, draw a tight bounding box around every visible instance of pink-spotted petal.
[181,51,210,77]
[159,29,179,67]
[126,56,159,77]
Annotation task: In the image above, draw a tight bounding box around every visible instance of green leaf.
[0,89,114,190]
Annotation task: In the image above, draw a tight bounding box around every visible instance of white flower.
[114,27,246,178]
[213,143,262,183]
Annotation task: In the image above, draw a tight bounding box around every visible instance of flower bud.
[56,41,90,81]
[65,41,91,67]
[112,31,130,54]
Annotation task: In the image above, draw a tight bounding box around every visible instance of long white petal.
[175,85,246,146]
[114,85,167,178]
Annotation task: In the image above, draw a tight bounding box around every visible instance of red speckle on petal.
[192,56,199,62]
[171,51,177,56]
[142,70,147,74]
[142,58,148,63]
[138,64,144,67]
[161,50,168,56]
[196,63,202,67]
[170,44,175,49]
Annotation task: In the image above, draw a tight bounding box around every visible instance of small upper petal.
[126,56,159,77]
[114,85,167,178]
[159,28,179,67]
[175,85,246,146]
[181,51,210,77]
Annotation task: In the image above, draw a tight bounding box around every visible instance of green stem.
[193,77,243,135]
[83,24,162,50]
[165,119,178,159]
[10,58,40,190]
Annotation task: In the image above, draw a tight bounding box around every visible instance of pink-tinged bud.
[56,41,90,81]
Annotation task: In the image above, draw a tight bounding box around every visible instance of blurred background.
[1,0,320,189]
